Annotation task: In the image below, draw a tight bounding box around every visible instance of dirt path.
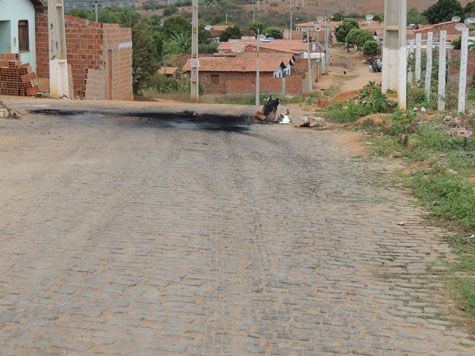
[316,45,382,93]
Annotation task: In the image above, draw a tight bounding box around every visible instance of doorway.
[0,21,11,53]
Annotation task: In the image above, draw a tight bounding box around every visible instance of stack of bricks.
[0,53,39,96]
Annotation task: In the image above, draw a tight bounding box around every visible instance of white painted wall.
[0,0,37,71]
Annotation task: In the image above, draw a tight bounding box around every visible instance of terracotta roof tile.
[158,67,177,75]
[218,39,309,55]
[182,52,293,73]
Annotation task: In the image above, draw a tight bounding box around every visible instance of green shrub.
[387,109,417,136]
[412,168,475,230]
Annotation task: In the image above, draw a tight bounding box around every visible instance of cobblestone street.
[0,100,473,355]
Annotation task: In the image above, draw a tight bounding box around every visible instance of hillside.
[65,0,471,14]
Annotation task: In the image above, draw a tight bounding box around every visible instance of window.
[211,74,219,85]
[18,20,29,52]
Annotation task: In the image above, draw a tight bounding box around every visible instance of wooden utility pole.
[382,0,407,109]
[190,0,199,100]
[48,0,69,98]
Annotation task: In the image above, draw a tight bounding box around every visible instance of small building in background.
[182,51,320,96]
[0,0,44,72]
[158,66,177,78]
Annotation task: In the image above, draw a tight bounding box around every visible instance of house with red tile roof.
[182,51,312,96]
[158,66,177,78]
[209,25,256,43]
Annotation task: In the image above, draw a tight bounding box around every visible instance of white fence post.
[438,31,447,111]
[458,27,469,114]
[408,39,415,83]
[415,33,422,83]
[424,32,433,100]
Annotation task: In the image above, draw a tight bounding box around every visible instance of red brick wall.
[449,50,475,87]
[35,12,132,100]
[285,74,304,94]
[103,25,133,100]
[197,71,304,95]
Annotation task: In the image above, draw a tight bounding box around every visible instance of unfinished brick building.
[35,12,132,100]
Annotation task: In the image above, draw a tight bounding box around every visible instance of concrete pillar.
[408,39,414,83]
[424,32,433,100]
[307,29,312,92]
[415,34,422,83]
[438,31,447,111]
[282,77,286,95]
[382,0,407,109]
[458,27,469,113]
[48,0,70,98]
[190,0,199,100]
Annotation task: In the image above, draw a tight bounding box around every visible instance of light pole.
[289,0,293,40]
[190,0,199,100]
[94,0,100,22]
[307,29,312,93]
[256,29,260,106]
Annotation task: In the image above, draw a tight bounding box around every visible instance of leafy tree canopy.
[465,2,475,16]
[363,40,381,58]
[220,25,242,42]
[335,19,359,43]
[266,27,283,39]
[423,0,464,24]
[248,22,267,34]
[332,11,345,21]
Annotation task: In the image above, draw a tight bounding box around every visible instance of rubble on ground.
[292,116,325,128]
[0,101,18,119]
[441,116,474,138]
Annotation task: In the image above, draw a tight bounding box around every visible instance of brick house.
[410,21,460,41]
[182,52,309,95]
[35,11,133,100]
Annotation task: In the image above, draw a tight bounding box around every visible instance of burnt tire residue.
[28,109,252,133]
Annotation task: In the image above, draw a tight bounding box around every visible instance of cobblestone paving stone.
[0,105,473,355]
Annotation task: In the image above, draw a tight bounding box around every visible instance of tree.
[162,16,191,38]
[363,40,381,58]
[131,20,161,92]
[248,22,267,34]
[170,31,192,53]
[163,5,178,16]
[266,27,283,39]
[407,7,428,25]
[332,11,345,21]
[220,25,242,42]
[423,0,464,24]
[465,2,475,17]
[345,28,361,47]
[356,30,374,50]
[335,18,359,43]
[346,29,373,51]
